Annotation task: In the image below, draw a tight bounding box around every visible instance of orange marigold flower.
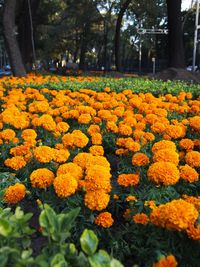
[30,168,55,188]
[78,113,92,124]
[56,121,70,133]
[126,195,137,202]
[84,190,110,211]
[91,133,102,145]
[115,148,129,155]
[56,162,83,181]
[123,208,132,220]
[150,199,198,231]
[118,123,132,136]
[1,129,16,141]
[125,139,141,152]
[21,129,37,140]
[153,149,179,166]
[152,140,176,154]
[89,145,104,156]
[86,155,110,170]
[133,213,149,225]
[62,133,74,147]
[179,138,194,150]
[147,161,179,185]
[73,152,93,170]
[165,125,184,139]
[132,153,149,166]
[4,156,27,170]
[38,114,56,131]
[53,174,78,198]
[85,164,111,192]
[151,122,166,134]
[187,224,200,240]
[117,173,140,187]
[52,149,70,163]
[33,146,54,163]
[189,116,200,132]
[106,121,118,133]
[72,130,89,148]
[87,124,101,135]
[94,212,114,228]
[113,194,119,200]
[144,200,157,210]
[180,164,199,183]
[152,255,178,267]
[185,151,200,167]
[4,183,26,204]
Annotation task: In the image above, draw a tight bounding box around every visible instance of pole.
[192,0,199,71]
[27,0,36,69]
[139,38,142,74]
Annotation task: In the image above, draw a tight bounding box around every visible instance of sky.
[182,0,194,10]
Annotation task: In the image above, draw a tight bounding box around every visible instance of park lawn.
[0,74,200,267]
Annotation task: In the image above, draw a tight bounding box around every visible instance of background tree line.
[0,0,197,76]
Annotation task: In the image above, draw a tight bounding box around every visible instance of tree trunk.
[3,0,26,76]
[115,0,132,72]
[166,0,185,68]
[17,0,40,71]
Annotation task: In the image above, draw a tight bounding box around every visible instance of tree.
[17,0,40,71]
[166,0,185,68]
[3,0,26,76]
[115,0,132,71]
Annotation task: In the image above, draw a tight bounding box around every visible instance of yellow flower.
[30,168,55,188]
[53,174,78,198]
[94,212,114,228]
[4,183,26,204]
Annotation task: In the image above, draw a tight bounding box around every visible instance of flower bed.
[0,74,200,266]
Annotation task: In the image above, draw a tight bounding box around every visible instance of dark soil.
[154,68,200,83]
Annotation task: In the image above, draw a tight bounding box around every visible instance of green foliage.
[0,204,123,267]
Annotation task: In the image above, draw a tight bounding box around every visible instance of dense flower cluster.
[150,199,198,231]
[0,75,199,264]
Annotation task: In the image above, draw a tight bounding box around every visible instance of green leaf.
[50,253,68,267]
[0,218,12,236]
[88,250,110,267]
[39,204,59,240]
[110,258,124,267]
[58,207,80,234]
[21,249,33,260]
[15,207,24,219]
[80,229,98,256]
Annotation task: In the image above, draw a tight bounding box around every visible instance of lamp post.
[192,0,200,72]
